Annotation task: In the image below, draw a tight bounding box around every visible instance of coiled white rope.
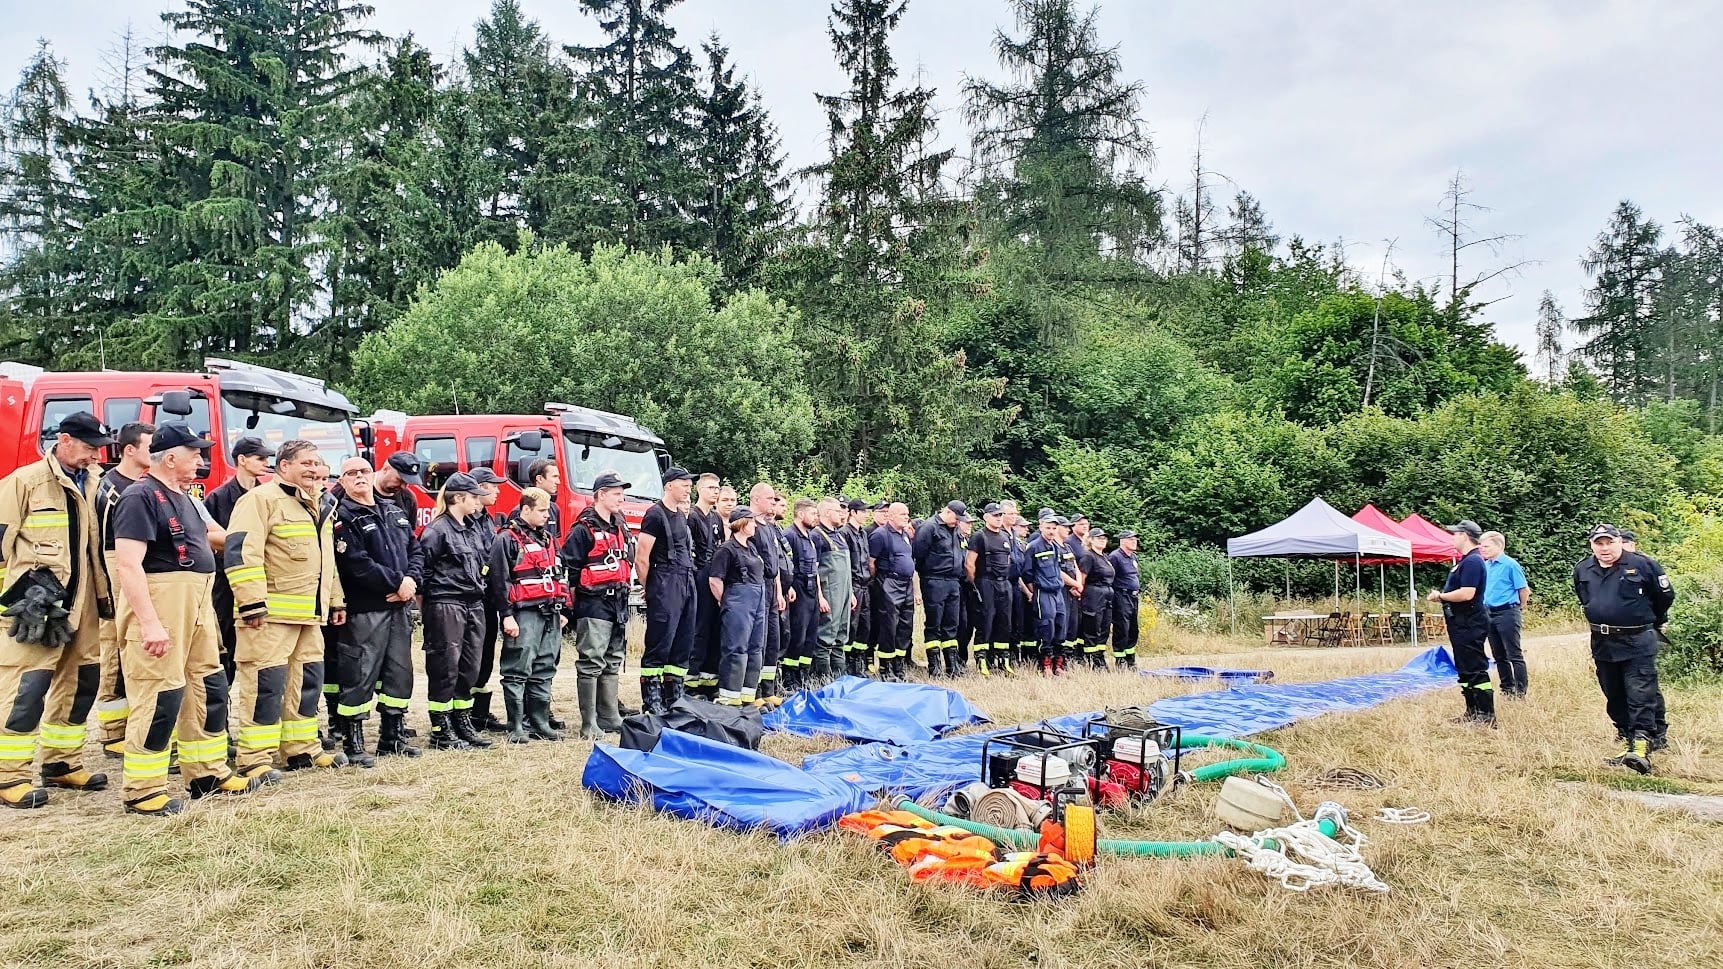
[1212,779,1391,893]
[1374,806,1430,825]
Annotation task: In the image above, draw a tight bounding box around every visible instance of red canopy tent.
[1400,513,1458,552]
[1354,505,1456,562]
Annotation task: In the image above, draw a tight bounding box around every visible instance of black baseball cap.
[1118,529,1137,540]
[946,500,967,515]
[386,452,423,485]
[468,467,504,486]
[846,498,868,512]
[441,471,482,496]
[149,422,214,454]
[1589,523,1622,541]
[1090,527,1107,537]
[662,466,693,484]
[727,506,756,525]
[1445,520,1482,540]
[1071,513,1088,525]
[593,471,630,493]
[871,500,889,511]
[1038,510,1057,522]
[1620,528,1638,542]
[56,412,115,447]
[231,436,275,461]
[982,502,1003,516]
[1052,515,1071,527]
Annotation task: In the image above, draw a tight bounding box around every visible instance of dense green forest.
[3,1,1721,673]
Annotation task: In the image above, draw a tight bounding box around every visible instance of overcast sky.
[4,0,1719,358]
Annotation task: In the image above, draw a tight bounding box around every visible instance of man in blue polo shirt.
[1479,530,1531,698]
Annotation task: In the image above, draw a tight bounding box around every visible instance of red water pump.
[1082,711,1183,801]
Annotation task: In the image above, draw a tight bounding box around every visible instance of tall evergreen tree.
[0,41,80,363]
[84,0,383,367]
[1534,290,1565,386]
[563,0,701,251]
[1574,200,1664,405]
[690,37,788,289]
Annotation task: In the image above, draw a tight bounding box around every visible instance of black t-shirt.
[967,527,1013,580]
[1443,548,1487,617]
[112,475,217,574]
[641,502,694,569]
[688,506,723,570]
[709,538,764,588]
[96,468,138,552]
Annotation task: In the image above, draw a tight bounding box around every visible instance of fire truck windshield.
[220,391,357,465]
[563,431,664,501]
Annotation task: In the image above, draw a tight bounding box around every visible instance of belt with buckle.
[1588,622,1650,635]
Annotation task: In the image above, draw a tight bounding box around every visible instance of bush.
[1140,545,1232,604]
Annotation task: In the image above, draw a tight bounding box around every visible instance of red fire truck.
[1,358,360,498]
[365,402,671,531]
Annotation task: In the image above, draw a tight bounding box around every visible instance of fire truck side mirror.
[354,422,375,448]
[507,429,544,453]
[158,390,195,417]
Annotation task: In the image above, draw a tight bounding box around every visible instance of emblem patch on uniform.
[335,539,347,553]
[1659,575,1671,589]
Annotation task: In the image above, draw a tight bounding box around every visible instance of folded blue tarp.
[582,728,869,839]
[802,712,1098,800]
[761,675,991,745]
[1143,666,1274,684]
[805,649,1458,797]
[1144,646,1456,738]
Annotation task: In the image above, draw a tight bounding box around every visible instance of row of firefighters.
[0,414,1144,815]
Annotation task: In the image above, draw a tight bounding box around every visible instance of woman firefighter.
[417,473,493,750]
[489,487,569,742]
[707,506,768,707]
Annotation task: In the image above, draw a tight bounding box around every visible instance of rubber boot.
[504,684,530,744]
[663,675,685,709]
[1053,654,1067,676]
[640,675,665,717]
[0,780,49,809]
[322,690,341,751]
[577,676,602,740]
[893,656,908,682]
[451,709,493,749]
[949,651,968,678]
[528,694,563,742]
[1621,734,1653,775]
[926,646,945,680]
[41,762,109,791]
[428,711,470,751]
[597,674,625,732]
[377,710,421,758]
[473,691,506,733]
[343,718,377,769]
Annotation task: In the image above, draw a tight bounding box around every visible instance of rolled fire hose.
[970,788,1050,831]
[897,736,1299,858]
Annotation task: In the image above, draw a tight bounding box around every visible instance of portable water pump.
[1082,708,1183,802]
[979,728,1130,809]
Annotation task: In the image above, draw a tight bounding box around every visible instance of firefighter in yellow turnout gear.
[224,439,349,779]
[0,413,115,808]
[110,423,261,815]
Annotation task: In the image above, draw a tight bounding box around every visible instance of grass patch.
[0,633,1719,969]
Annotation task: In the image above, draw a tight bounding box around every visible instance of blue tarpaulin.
[582,728,869,840]
[1143,666,1275,684]
[1144,646,1456,738]
[804,649,1457,798]
[761,675,991,745]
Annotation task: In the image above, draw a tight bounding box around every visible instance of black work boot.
[377,710,422,758]
[472,691,506,733]
[640,675,666,717]
[1621,734,1653,775]
[450,709,493,749]
[322,691,341,750]
[926,647,945,680]
[663,675,686,708]
[428,711,470,751]
[343,718,377,769]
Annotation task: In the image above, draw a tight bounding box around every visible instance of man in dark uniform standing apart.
[1108,530,1142,667]
[204,436,275,683]
[635,467,697,715]
[840,499,873,676]
[869,502,916,682]
[1428,519,1493,725]
[685,473,724,698]
[913,501,966,678]
[1620,529,1672,750]
[1574,524,1674,773]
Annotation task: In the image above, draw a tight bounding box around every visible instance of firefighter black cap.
[727,506,756,526]
[468,467,504,486]
[846,498,868,512]
[56,411,115,448]
[386,452,423,485]
[230,436,275,461]
[661,466,693,484]
[441,472,482,496]
[592,471,630,493]
[149,422,214,454]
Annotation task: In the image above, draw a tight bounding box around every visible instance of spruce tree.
[0,41,80,363]
[690,37,789,289]
[1534,290,1565,386]
[1574,200,1664,405]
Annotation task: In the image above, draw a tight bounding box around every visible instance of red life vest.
[505,522,568,606]
[577,513,633,592]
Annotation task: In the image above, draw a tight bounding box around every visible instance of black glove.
[3,586,58,645]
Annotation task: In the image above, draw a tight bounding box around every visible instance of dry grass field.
[3,629,1721,969]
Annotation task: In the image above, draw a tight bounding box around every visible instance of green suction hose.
[892,736,1325,858]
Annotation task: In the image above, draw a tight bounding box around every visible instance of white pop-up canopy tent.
[1225,497,1415,643]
